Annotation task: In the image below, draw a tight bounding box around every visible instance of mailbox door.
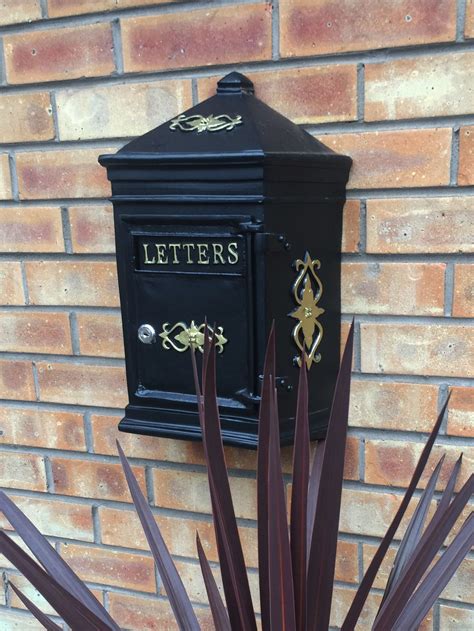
[119,213,263,422]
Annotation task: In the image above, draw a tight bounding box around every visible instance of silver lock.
[137,324,156,344]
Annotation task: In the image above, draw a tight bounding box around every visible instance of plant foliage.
[0,323,472,630]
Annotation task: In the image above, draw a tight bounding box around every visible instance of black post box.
[99,72,351,449]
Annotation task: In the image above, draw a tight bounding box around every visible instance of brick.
[16,147,112,200]
[466,0,474,38]
[61,543,156,592]
[108,591,215,631]
[365,52,474,120]
[48,0,176,17]
[0,92,54,143]
[0,262,25,305]
[8,573,57,616]
[69,205,115,253]
[366,197,474,254]
[51,456,145,501]
[365,440,472,490]
[153,468,257,520]
[0,154,12,200]
[0,311,72,354]
[342,262,445,315]
[121,3,272,74]
[57,79,192,141]
[0,359,35,401]
[0,494,93,541]
[361,323,474,378]
[0,406,86,451]
[0,451,46,491]
[342,200,360,253]
[37,361,126,407]
[281,0,456,58]
[453,264,474,317]
[0,609,45,629]
[4,23,115,84]
[318,128,451,189]
[329,587,384,630]
[77,312,124,358]
[344,436,359,480]
[0,0,41,26]
[25,261,119,307]
[458,125,474,185]
[0,206,64,252]
[334,540,358,583]
[349,380,439,432]
[447,387,474,437]
[440,605,474,628]
[198,64,357,124]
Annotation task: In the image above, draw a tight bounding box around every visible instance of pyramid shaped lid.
[99,72,351,169]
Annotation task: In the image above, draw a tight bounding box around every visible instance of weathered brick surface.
[0,0,42,26]
[0,206,64,252]
[48,0,176,17]
[447,387,474,437]
[0,610,45,628]
[0,359,36,401]
[68,205,115,253]
[349,380,439,432]
[51,457,145,501]
[361,322,474,378]
[318,128,451,189]
[0,452,46,491]
[4,23,115,84]
[0,311,72,354]
[57,79,192,140]
[121,3,272,74]
[458,125,474,185]
[0,407,86,451]
[365,52,474,120]
[25,261,119,306]
[36,361,127,407]
[60,543,156,592]
[0,154,12,200]
[342,200,360,253]
[453,263,474,317]
[199,65,358,124]
[280,0,456,58]
[466,0,474,38]
[0,92,54,143]
[16,147,113,199]
[366,197,474,253]
[342,262,445,315]
[8,573,58,617]
[77,312,124,357]
[440,604,474,628]
[0,262,25,305]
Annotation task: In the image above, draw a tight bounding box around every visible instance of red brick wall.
[0,0,473,628]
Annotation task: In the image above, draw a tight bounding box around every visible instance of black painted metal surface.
[99,71,351,449]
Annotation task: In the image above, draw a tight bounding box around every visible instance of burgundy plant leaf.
[196,532,231,631]
[267,380,296,630]
[381,454,446,604]
[306,438,325,557]
[374,473,474,629]
[341,396,450,631]
[199,337,257,631]
[0,532,111,630]
[0,491,118,630]
[257,323,275,630]
[116,441,200,631]
[290,355,310,631]
[423,454,463,541]
[9,581,63,631]
[306,321,354,631]
[392,512,474,630]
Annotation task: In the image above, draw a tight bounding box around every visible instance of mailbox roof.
[99,72,351,170]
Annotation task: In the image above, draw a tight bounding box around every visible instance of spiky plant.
[0,322,472,630]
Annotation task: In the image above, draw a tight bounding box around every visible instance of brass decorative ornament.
[169,113,243,133]
[289,252,325,370]
[159,321,228,354]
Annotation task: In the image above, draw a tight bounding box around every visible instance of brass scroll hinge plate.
[289,252,325,370]
[169,113,243,133]
[159,321,228,354]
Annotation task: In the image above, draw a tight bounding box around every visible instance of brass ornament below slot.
[159,321,228,354]
[289,252,325,370]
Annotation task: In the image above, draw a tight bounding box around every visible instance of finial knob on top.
[217,72,255,95]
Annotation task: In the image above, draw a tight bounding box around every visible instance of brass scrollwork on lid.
[289,252,325,370]
[169,113,243,133]
[159,321,228,354]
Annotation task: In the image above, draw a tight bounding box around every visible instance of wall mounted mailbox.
[99,72,351,449]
